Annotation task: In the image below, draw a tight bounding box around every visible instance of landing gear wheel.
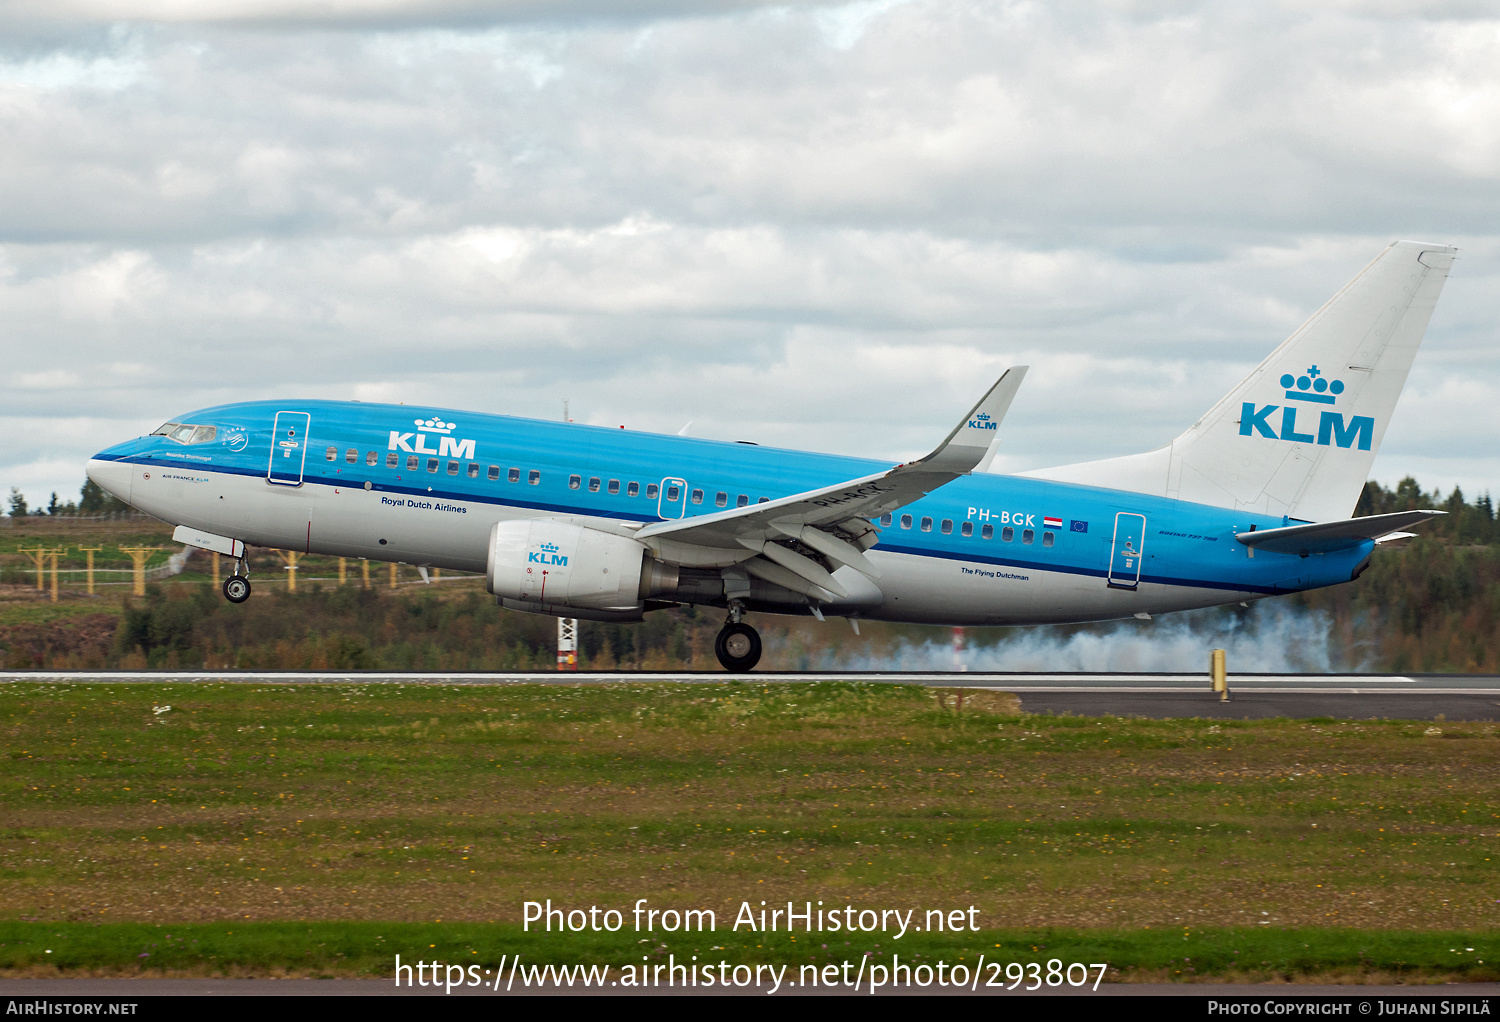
[715,621,762,673]
[223,575,251,604]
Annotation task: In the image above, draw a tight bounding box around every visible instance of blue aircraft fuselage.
[86,398,1368,628]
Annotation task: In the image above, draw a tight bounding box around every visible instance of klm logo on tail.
[1240,366,1373,451]
[968,412,997,430]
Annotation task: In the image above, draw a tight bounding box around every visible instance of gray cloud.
[1,0,1497,509]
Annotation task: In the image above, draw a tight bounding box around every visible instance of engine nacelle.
[487,519,647,614]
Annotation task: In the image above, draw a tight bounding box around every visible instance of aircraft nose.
[87,456,134,507]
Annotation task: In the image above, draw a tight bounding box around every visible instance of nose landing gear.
[714,603,762,672]
[222,559,251,603]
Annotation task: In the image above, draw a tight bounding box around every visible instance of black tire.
[223,575,251,604]
[714,622,762,672]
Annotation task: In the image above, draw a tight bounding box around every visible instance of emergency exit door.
[657,477,687,519]
[268,411,311,487]
[1107,512,1147,590]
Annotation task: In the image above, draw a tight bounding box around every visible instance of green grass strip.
[0,922,1494,982]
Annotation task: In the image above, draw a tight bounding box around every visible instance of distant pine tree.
[78,479,129,515]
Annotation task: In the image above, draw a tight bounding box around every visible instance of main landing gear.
[714,603,762,672]
[222,560,251,604]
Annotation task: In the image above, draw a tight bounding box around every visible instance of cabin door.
[657,477,687,519]
[1107,512,1147,590]
[268,411,311,487]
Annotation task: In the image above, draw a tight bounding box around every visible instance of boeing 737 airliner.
[87,241,1455,671]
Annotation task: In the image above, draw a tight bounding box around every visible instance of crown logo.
[414,417,456,434]
[975,413,991,422]
[1281,365,1345,405]
[539,542,560,554]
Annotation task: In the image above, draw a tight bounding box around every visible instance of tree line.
[6,475,1500,673]
[7,480,131,519]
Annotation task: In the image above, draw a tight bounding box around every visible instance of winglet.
[909,367,1028,474]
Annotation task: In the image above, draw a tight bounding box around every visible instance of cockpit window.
[155,422,218,445]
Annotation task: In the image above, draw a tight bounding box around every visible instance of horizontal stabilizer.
[1236,510,1444,555]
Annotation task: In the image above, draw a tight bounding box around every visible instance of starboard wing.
[633,367,1028,597]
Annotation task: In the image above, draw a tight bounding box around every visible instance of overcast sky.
[3,0,1498,511]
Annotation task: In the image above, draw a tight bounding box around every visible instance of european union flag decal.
[1070,520,1088,533]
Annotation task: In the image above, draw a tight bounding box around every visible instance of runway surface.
[4,670,1500,720]
[2,978,1497,997]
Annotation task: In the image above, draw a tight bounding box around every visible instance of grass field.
[1,679,1496,980]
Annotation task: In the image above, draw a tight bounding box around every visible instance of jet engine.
[487,519,648,615]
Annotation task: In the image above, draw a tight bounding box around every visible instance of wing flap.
[770,522,881,579]
[738,537,849,597]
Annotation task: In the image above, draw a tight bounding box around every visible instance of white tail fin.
[1022,240,1457,522]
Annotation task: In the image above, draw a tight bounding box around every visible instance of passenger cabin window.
[880,513,892,527]
[569,475,581,489]
[665,485,678,501]
[426,458,439,473]
[758,497,768,503]
[900,515,912,529]
[407,455,419,471]
[961,521,973,537]
[920,517,933,532]
[737,494,748,508]
[646,484,659,499]
[1002,526,1014,542]
[627,481,639,497]
[346,448,358,463]
[1022,528,1034,544]
[447,461,459,476]
[608,479,620,495]
[467,463,479,478]
[325,446,337,461]
[528,471,539,485]
[981,524,994,540]
[488,465,500,480]
[387,453,398,468]
[691,489,704,504]
[1042,531,1055,547]
[366,451,378,466]
[589,477,600,492]
[715,492,728,507]
[941,519,953,534]
[509,468,522,483]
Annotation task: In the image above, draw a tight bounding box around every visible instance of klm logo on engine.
[528,542,568,566]
[388,416,477,459]
[968,412,997,431]
[1239,366,1373,451]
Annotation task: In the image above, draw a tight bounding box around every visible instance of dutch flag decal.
[1043,516,1063,529]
